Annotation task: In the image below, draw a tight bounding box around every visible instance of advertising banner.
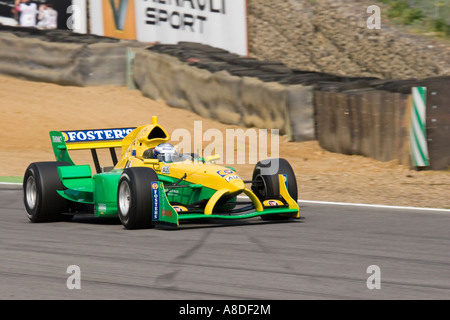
[90,0,248,56]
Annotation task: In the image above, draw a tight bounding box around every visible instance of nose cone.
[180,164,245,193]
[227,177,245,191]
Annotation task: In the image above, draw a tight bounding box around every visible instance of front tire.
[117,167,158,230]
[251,158,298,221]
[23,161,72,222]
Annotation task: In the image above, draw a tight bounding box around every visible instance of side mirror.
[204,155,220,163]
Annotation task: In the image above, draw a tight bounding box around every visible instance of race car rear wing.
[50,128,135,173]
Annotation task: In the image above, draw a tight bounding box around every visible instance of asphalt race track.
[1,184,449,300]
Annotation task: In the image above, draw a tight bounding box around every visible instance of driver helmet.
[153,143,178,162]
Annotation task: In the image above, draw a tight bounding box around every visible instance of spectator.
[15,0,38,27]
[37,3,57,29]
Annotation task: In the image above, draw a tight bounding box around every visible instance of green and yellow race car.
[23,117,299,229]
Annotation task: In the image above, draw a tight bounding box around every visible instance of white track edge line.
[236,196,450,212]
[298,199,450,212]
[2,183,449,213]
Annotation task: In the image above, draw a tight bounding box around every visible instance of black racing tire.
[251,158,298,201]
[23,161,72,222]
[117,167,158,230]
[251,158,298,221]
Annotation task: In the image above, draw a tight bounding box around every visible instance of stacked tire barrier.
[132,42,450,170]
[314,77,450,170]
[128,42,449,170]
[0,25,146,86]
[132,43,321,140]
[314,85,410,164]
[0,23,448,170]
[421,78,450,170]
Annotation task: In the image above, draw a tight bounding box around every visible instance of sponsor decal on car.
[173,206,188,212]
[152,182,159,221]
[225,175,240,182]
[97,203,107,213]
[263,199,283,206]
[62,128,135,143]
[282,174,288,189]
[162,209,172,218]
[162,166,170,174]
[216,169,234,177]
[51,135,63,143]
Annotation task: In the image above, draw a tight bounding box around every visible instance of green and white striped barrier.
[410,87,429,167]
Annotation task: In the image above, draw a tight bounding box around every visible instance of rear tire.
[251,158,298,220]
[23,161,72,222]
[117,167,158,229]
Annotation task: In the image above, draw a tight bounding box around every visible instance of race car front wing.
[152,175,300,228]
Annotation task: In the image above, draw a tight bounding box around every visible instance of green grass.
[0,176,23,183]
[379,0,450,38]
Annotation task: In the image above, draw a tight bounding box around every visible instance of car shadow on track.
[158,217,305,231]
[70,215,122,225]
[67,215,304,231]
